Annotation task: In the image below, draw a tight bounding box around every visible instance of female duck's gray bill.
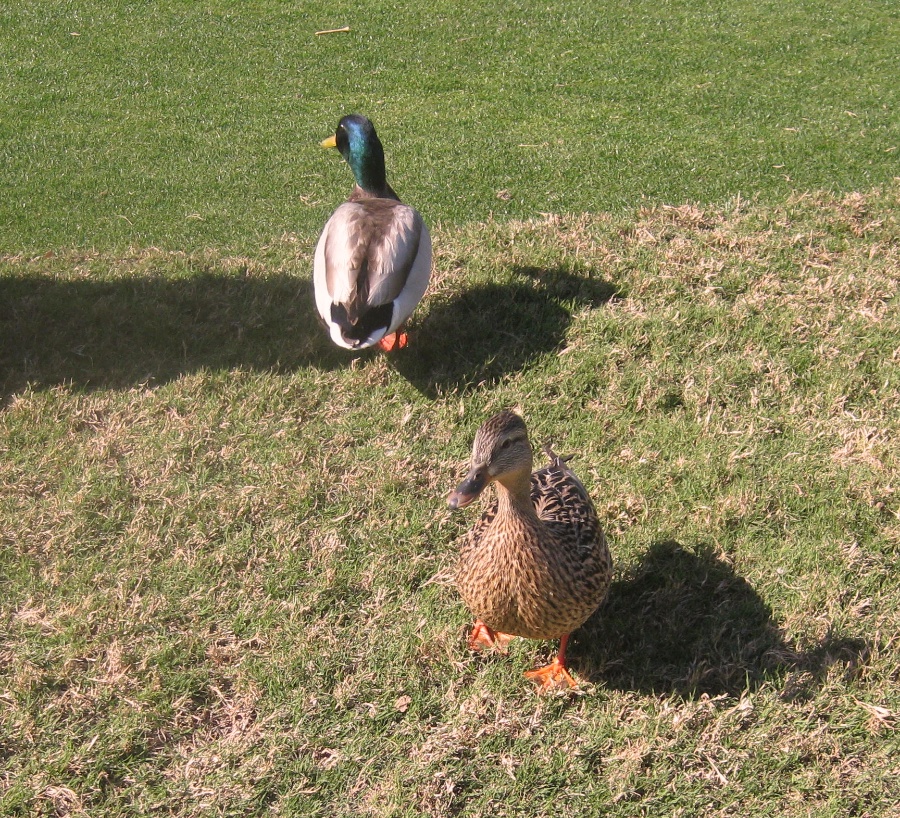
[447,468,487,510]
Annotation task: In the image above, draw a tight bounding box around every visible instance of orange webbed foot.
[524,634,578,693]
[377,331,408,352]
[524,658,579,693]
[467,621,515,654]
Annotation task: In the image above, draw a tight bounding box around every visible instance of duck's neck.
[347,143,397,199]
[352,161,387,195]
[350,181,400,202]
[495,474,539,523]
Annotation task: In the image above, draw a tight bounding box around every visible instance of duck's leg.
[468,620,515,653]
[377,329,408,351]
[524,634,578,692]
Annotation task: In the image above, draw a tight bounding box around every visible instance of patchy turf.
[2,186,899,815]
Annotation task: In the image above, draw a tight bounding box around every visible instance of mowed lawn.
[1,0,897,249]
[2,1,900,817]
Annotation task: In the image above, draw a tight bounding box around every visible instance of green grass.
[1,0,898,251]
[3,187,899,815]
[3,1,900,815]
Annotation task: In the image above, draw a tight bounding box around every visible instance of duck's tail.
[541,444,591,500]
[541,444,576,470]
[330,301,393,348]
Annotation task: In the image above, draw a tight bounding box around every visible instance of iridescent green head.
[321,114,388,194]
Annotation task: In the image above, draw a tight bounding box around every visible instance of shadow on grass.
[0,271,348,401]
[2,264,617,403]
[392,265,618,398]
[573,540,869,698]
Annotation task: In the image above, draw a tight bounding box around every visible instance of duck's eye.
[500,438,512,449]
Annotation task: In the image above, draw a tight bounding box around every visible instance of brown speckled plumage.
[449,411,612,683]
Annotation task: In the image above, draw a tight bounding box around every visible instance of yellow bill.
[320,135,337,149]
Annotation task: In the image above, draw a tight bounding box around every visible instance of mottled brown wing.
[531,466,597,544]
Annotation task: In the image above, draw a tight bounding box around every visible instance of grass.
[1,0,898,251]
[3,185,899,815]
[2,0,900,815]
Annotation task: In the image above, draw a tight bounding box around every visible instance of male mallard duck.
[448,410,612,692]
[314,114,432,351]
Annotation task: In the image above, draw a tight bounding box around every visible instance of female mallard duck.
[314,114,432,351]
[448,410,612,692]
